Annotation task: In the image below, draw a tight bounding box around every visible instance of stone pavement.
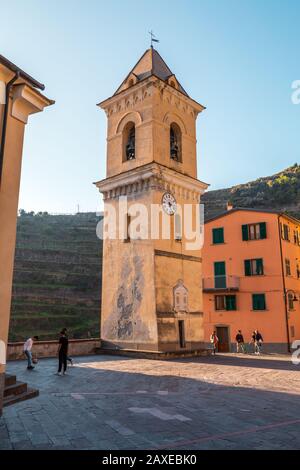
[1,353,300,450]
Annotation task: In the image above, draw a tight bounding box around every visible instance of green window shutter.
[213,228,224,244]
[226,295,237,311]
[214,261,226,288]
[259,222,267,239]
[242,224,249,241]
[214,261,226,276]
[253,294,266,310]
[244,260,251,276]
[256,258,264,275]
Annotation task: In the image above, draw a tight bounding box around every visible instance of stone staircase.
[3,374,39,407]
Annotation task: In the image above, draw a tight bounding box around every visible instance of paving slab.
[2,353,300,450]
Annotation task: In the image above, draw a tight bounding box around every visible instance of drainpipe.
[278,216,291,353]
[0,72,20,185]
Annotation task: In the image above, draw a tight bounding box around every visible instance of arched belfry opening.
[123,122,136,161]
[170,123,182,162]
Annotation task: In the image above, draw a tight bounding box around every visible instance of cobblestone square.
[1,354,300,450]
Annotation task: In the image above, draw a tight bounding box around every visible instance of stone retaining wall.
[7,338,101,360]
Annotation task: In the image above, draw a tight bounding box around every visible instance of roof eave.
[204,207,300,225]
[0,54,45,91]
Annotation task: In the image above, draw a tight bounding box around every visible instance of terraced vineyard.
[9,212,103,341]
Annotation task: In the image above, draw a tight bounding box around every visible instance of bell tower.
[96,47,209,353]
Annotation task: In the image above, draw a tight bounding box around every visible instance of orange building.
[203,208,300,353]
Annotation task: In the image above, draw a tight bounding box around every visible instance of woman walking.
[210,331,219,355]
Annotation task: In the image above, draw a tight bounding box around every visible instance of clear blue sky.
[1,0,299,213]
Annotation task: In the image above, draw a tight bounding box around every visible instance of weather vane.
[149,30,159,48]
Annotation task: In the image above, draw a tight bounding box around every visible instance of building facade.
[96,47,208,352]
[203,208,300,353]
[0,55,53,413]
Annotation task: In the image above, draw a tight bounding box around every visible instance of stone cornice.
[155,250,202,263]
[11,84,54,124]
[95,162,209,201]
[98,76,205,119]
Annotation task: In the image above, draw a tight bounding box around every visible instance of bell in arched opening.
[126,124,135,160]
[170,123,181,162]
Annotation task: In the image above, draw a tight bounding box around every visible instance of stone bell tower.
[96,47,208,353]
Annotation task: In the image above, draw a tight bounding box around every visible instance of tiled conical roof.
[114,47,188,96]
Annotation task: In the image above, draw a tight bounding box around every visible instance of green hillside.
[202,164,300,220]
[9,212,102,341]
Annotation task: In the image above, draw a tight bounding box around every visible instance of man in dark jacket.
[254,330,263,355]
[235,330,245,353]
[57,330,69,376]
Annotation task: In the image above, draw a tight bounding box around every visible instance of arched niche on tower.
[116,112,142,163]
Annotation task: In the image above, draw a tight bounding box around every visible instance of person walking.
[250,331,256,353]
[210,331,219,355]
[61,328,74,366]
[254,330,263,355]
[23,336,39,370]
[57,330,69,376]
[235,330,245,353]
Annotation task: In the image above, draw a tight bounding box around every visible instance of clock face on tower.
[162,192,177,215]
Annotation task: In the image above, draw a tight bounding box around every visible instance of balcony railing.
[203,275,240,292]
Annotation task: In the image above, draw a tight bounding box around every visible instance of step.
[4,381,27,398]
[3,388,39,408]
[95,347,212,360]
[4,374,17,387]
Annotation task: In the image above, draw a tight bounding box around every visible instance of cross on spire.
[149,30,159,48]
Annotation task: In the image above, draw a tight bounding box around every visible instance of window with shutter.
[214,262,226,288]
[252,294,266,310]
[259,222,267,239]
[212,228,224,244]
[245,259,264,276]
[255,258,264,275]
[285,258,291,276]
[282,224,290,241]
[215,295,226,310]
[242,225,249,241]
[244,260,251,276]
[242,223,267,241]
[226,295,237,311]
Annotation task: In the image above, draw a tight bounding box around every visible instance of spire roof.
[114,47,188,96]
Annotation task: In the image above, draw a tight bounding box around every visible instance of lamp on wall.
[285,289,298,302]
